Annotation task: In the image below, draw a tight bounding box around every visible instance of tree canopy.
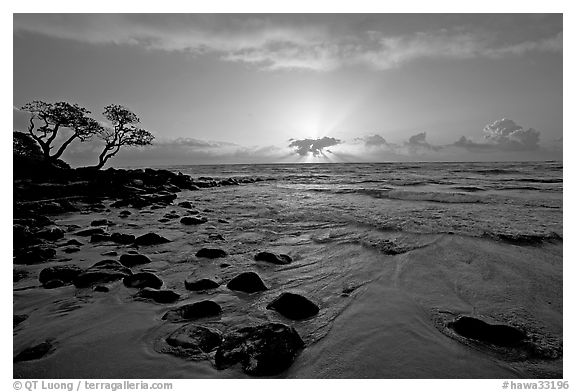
[21,100,102,161]
[91,104,154,169]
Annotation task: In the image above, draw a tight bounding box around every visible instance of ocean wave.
[384,190,486,204]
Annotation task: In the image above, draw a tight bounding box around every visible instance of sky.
[13,13,563,167]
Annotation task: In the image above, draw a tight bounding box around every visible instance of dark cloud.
[362,134,389,147]
[404,132,442,152]
[13,15,562,72]
[288,136,342,156]
[453,136,495,151]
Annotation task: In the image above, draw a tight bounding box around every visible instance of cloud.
[288,136,342,156]
[451,118,542,153]
[482,118,540,150]
[404,132,442,152]
[362,134,390,147]
[14,14,562,72]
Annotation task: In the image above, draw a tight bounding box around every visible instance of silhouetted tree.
[13,131,42,159]
[21,100,102,162]
[90,104,154,169]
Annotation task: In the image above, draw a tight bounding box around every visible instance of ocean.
[14,161,563,378]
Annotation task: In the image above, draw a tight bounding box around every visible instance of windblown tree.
[90,104,154,169]
[21,101,102,162]
[13,131,43,159]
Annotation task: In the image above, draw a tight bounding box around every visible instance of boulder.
[64,239,83,246]
[227,272,268,293]
[14,269,28,282]
[215,323,304,376]
[181,216,208,225]
[93,285,110,293]
[36,227,65,241]
[195,248,227,259]
[73,260,132,288]
[44,279,66,289]
[123,272,163,289]
[13,224,39,249]
[39,264,83,285]
[178,201,193,209]
[119,210,132,217]
[14,246,56,265]
[111,233,136,244]
[266,293,320,320]
[208,233,225,241]
[162,301,222,322]
[163,324,222,359]
[75,227,106,237]
[90,233,112,243]
[136,288,180,303]
[134,233,170,246]
[254,252,292,265]
[119,253,152,267]
[63,247,81,253]
[185,277,220,291]
[448,316,527,347]
[14,314,28,328]
[14,341,55,362]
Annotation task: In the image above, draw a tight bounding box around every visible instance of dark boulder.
[448,316,527,347]
[266,293,320,320]
[255,252,292,265]
[123,272,163,289]
[14,269,28,282]
[208,233,225,241]
[162,301,222,322]
[75,227,106,237]
[227,272,267,293]
[14,246,56,265]
[14,314,28,328]
[14,341,55,362]
[36,227,65,241]
[90,233,112,243]
[13,224,39,249]
[119,253,152,267]
[134,233,170,246]
[215,323,304,376]
[196,248,227,259]
[178,201,193,209]
[39,264,83,285]
[62,247,81,253]
[44,279,66,289]
[64,239,83,246]
[135,288,180,303]
[93,285,110,293]
[111,233,135,244]
[119,210,132,217]
[73,260,132,288]
[181,216,208,225]
[185,277,220,291]
[163,324,222,359]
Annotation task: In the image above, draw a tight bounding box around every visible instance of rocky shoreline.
[14,165,317,376]
[13,164,562,378]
